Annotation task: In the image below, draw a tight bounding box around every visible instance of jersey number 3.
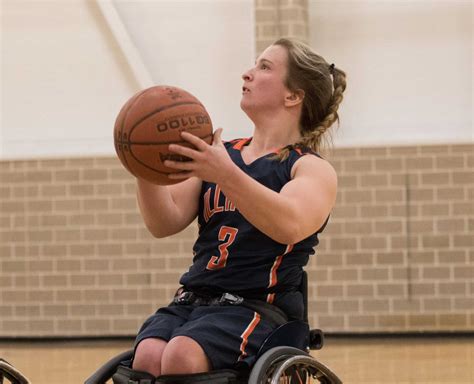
[206,226,238,270]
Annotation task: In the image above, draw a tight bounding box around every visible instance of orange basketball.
[114,85,213,185]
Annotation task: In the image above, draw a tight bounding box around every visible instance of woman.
[131,38,347,378]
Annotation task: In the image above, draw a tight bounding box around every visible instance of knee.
[161,336,211,375]
[132,338,167,376]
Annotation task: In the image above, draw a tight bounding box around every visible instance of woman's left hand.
[165,128,236,184]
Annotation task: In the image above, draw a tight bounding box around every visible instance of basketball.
[114,85,213,185]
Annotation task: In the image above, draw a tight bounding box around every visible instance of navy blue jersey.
[179,138,328,301]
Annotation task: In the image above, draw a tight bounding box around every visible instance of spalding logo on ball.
[114,85,213,185]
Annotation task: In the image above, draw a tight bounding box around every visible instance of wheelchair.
[0,359,31,384]
[85,272,343,384]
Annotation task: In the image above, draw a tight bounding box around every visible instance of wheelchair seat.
[85,271,342,384]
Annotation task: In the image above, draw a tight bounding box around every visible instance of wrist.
[219,161,240,189]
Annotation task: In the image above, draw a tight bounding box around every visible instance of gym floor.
[0,336,472,383]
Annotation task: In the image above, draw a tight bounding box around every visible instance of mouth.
[242,86,250,94]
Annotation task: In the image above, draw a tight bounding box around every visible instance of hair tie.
[329,63,335,74]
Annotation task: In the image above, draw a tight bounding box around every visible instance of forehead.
[256,44,288,67]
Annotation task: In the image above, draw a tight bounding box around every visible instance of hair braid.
[298,66,347,152]
[270,38,347,161]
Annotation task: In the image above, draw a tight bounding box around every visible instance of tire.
[247,346,342,384]
[248,347,309,384]
[0,359,31,384]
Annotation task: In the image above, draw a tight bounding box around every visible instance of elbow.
[143,221,172,239]
[145,226,165,239]
[271,225,304,246]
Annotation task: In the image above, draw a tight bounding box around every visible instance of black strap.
[173,289,288,327]
[112,365,156,384]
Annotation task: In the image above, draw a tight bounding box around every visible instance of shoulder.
[290,153,337,187]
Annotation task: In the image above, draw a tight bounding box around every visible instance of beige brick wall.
[309,144,473,332]
[255,0,309,54]
[1,143,472,336]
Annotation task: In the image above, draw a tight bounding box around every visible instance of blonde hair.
[272,38,347,160]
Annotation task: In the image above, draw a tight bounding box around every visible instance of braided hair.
[271,38,347,160]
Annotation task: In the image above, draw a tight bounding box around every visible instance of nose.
[242,68,253,81]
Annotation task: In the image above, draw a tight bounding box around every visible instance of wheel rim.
[269,356,343,384]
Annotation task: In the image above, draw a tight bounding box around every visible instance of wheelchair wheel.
[0,359,31,384]
[247,347,342,384]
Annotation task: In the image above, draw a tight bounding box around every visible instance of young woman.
[131,38,347,378]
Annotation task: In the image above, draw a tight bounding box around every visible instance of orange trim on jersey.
[238,312,261,361]
[232,138,251,150]
[266,293,275,304]
[267,244,294,288]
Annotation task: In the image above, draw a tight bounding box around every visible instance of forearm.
[219,167,300,244]
[136,179,181,238]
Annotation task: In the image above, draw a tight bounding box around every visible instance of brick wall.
[255,0,309,54]
[1,143,472,336]
[310,144,473,332]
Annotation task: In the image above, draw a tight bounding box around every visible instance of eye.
[260,63,269,70]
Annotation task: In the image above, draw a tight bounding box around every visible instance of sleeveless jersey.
[179,138,328,300]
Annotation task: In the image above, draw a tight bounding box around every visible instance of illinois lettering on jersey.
[202,184,236,223]
[179,137,329,299]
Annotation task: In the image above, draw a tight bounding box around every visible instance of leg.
[131,305,194,376]
[161,336,212,375]
[166,306,276,371]
[132,338,168,376]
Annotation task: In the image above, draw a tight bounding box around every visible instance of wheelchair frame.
[84,271,342,384]
[0,359,31,384]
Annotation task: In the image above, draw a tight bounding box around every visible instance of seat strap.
[173,288,288,327]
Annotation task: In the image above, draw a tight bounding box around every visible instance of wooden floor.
[0,337,472,383]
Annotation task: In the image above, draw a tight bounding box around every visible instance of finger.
[212,128,224,146]
[180,131,208,151]
[168,143,199,159]
[163,159,195,171]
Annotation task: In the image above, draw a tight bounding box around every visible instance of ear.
[284,89,305,107]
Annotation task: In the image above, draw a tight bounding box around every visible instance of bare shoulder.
[291,154,337,186]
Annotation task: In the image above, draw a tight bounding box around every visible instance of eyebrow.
[254,58,274,65]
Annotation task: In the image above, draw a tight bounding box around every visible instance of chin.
[240,99,249,112]
[240,103,258,124]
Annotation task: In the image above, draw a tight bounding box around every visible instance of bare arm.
[136,176,202,238]
[218,155,337,244]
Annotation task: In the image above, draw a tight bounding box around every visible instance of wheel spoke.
[270,356,342,384]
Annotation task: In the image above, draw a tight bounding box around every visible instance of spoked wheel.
[248,347,342,384]
[0,359,31,384]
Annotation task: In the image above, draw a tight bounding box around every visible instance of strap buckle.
[174,291,195,305]
[218,292,244,305]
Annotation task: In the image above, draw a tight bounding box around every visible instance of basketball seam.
[116,133,213,145]
[119,88,150,173]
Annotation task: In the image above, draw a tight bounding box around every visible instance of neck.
[247,110,301,153]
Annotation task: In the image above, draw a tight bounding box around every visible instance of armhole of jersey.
[289,150,322,180]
